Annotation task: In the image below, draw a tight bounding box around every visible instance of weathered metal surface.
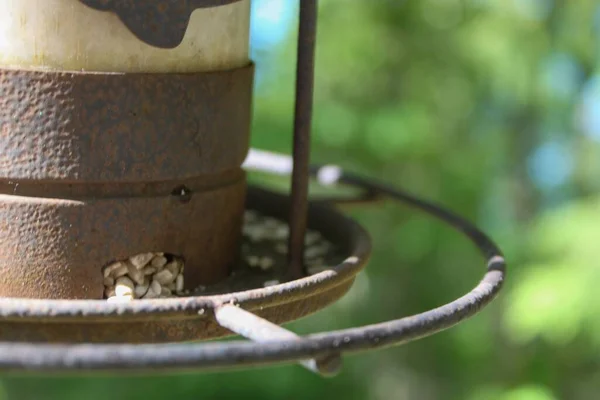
[0,157,504,373]
[79,0,245,48]
[0,65,254,299]
[288,0,318,279]
[0,187,371,343]
[215,303,342,377]
[0,279,355,344]
[0,66,253,182]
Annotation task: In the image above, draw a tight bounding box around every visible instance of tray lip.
[0,186,371,322]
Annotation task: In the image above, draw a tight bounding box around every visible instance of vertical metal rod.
[215,304,341,377]
[288,0,318,279]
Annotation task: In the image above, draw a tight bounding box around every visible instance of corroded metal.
[215,304,342,376]
[0,186,371,343]
[288,0,318,279]
[0,0,507,377]
[0,65,254,300]
[79,0,245,48]
[0,154,505,373]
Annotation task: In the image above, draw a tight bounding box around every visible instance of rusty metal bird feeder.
[0,0,505,376]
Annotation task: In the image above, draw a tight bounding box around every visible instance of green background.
[3,0,600,399]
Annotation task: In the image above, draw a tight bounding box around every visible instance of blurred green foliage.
[3,0,600,399]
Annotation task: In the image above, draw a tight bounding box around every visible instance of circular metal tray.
[0,186,371,344]
[0,150,505,376]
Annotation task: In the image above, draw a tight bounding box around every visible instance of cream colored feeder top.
[0,0,250,72]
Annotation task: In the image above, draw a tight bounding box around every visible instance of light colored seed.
[102,264,114,278]
[143,287,159,299]
[104,286,115,298]
[110,263,128,279]
[259,257,274,271]
[166,282,176,290]
[115,286,133,297]
[263,279,280,287]
[305,232,322,245]
[107,295,133,303]
[151,256,168,268]
[130,270,145,285]
[134,279,150,298]
[126,261,145,285]
[263,217,279,228]
[103,262,122,278]
[246,255,260,268]
[153,269,174,285]
[116,275,134,288]
[273,225,289,239]
[245,227,267,242]
[244,231,257,242]
[161,287,172,296]
[129,253,154,269]
[143,266,157,276]
[165,262,179,275]
[305,245,328,259]
[175,275,184,292]
[103,277,115,287]
[115,276,134,296]
[244,210,258,222]
[253,233,267,242]
[104,262,127,278]
[150,279,161,295]
[274,243,287,254]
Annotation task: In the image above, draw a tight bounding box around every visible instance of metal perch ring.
[0,149,506,376]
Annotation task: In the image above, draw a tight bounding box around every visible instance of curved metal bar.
[244,149,382,207]
[0,149,505,373]
[214,304,342,376]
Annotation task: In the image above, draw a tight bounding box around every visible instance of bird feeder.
[0,0,506,376]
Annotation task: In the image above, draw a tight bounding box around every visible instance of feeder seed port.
[100,211,339,302]
[102,253,185,301]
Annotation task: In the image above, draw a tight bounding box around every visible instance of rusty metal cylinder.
[0,66,253,300]
[0,1,253,299]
